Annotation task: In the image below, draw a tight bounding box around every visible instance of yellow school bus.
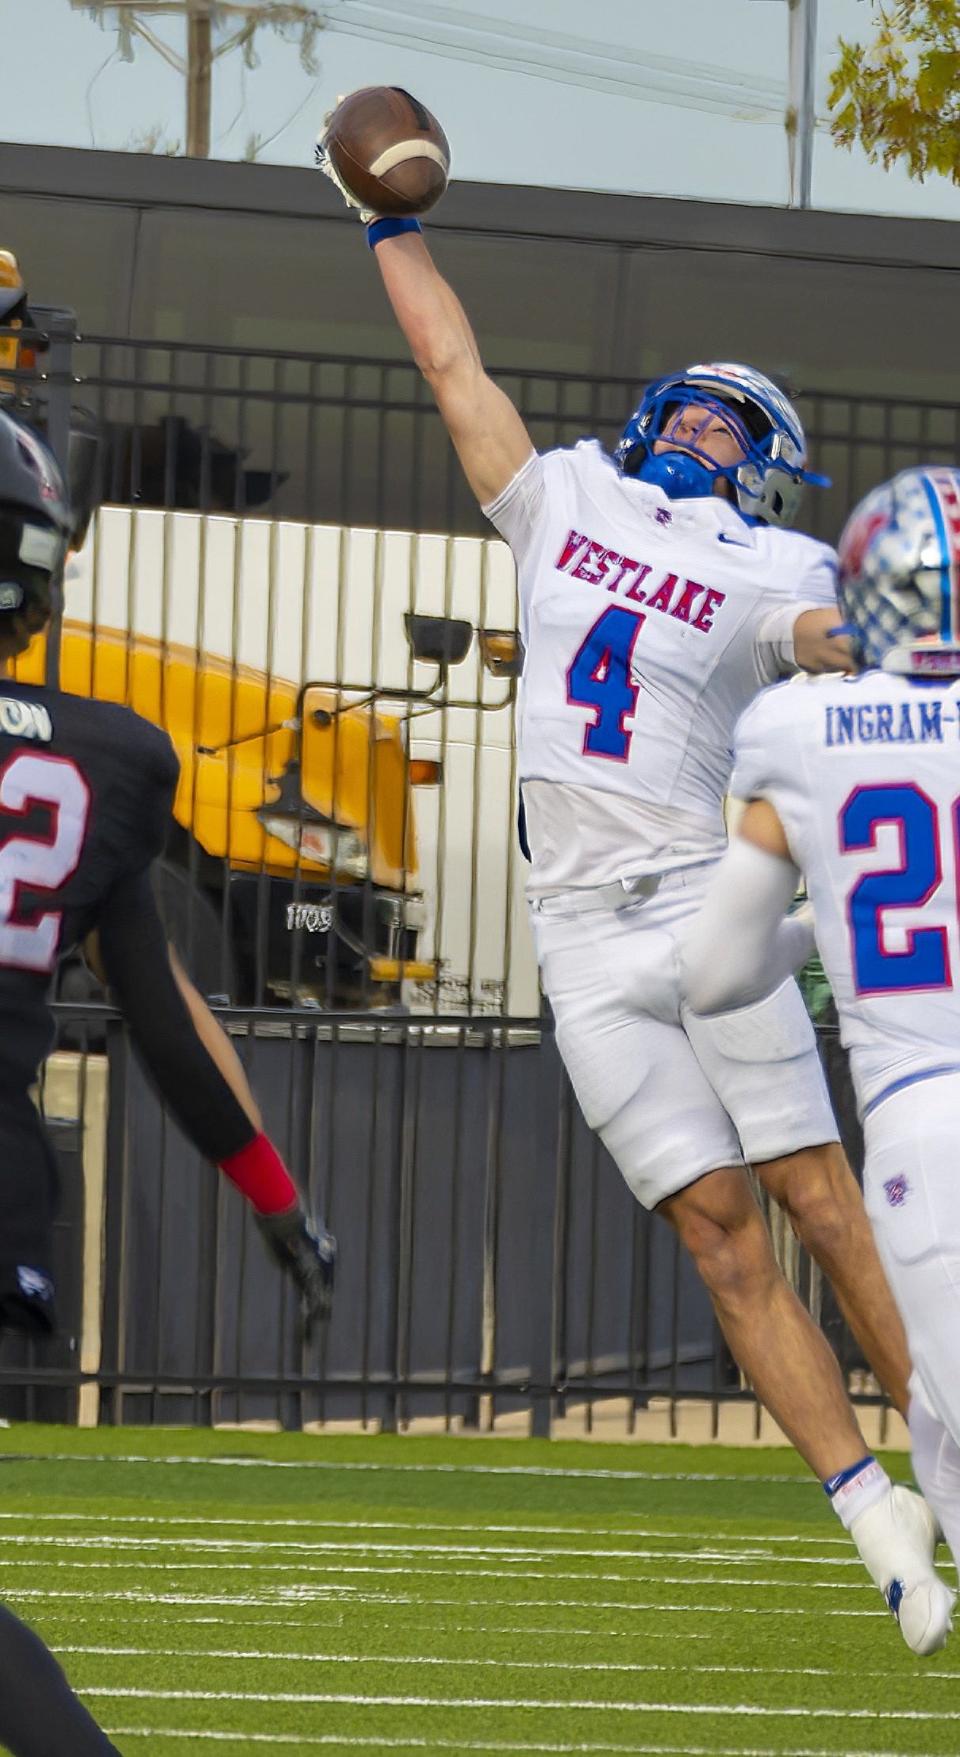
[15,619,437,1007]
[2,251,523,1012]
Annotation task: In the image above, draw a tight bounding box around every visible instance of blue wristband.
[366,216,423,250]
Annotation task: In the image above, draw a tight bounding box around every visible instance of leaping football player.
[316,97,948,1654]
[0,407,336,1754]
[687,463,960,1644]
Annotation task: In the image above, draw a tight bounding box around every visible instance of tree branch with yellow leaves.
[828,0,960,185]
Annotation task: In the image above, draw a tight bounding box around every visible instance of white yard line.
[103,1733,929,1757]
[0,1556,880,1592]
[53,1642,960,1682]
[46,1613,720,1641]
[0,1533,867,1569]
[0,1511,854,1547]
[0,1451,820,1486]
[103,1732,932,1757]
[440,1624,719,1642]
[80,1685,960,1720]
[5,1585,889,1617]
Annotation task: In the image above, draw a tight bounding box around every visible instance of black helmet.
[0,408,72,619]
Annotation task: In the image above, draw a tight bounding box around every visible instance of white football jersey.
[733,670,960,1115]
[485,442,837,890]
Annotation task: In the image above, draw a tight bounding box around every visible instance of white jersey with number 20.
[733,670,960,1115]
[485,441,837,892]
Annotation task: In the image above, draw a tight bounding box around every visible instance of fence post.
[383,1022,423,1433]
[39,309,77,690]
[529,1011,565,1437]
[96,1015,130,1426]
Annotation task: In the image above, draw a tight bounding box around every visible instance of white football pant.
[864,1072,960,1568]
[531,860,838,1210]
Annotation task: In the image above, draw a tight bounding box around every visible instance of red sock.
[218,1133,299,1216]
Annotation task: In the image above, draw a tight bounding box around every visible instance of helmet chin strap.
[635,449,721,501]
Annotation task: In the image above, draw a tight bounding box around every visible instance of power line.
[314,1,788,120]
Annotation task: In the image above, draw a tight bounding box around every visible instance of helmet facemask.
[615,364,828,528]
[0,510,67,657]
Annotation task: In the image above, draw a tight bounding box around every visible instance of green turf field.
[0,1423,956,1756]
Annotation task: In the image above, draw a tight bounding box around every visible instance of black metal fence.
[0,311,949,1436]
[0,1007,877,1442]
[72,331,960,544]
[10,318,960,1021]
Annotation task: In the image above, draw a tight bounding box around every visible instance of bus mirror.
[479,629,523,677]
[404,613,473,669]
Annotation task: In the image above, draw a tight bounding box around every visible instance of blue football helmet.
[615,362,829,529]
[837,466,960,675]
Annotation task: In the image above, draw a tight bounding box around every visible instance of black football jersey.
[0,680,178,1093]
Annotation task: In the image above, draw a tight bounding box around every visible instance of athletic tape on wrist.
[366,216,423,249]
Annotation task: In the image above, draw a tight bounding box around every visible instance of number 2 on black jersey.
[0,752,91,973]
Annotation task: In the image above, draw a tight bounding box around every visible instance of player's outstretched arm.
[166,943,262,1131]
[682,802,814,1016]
[317,92,532,503]
[370,229,534,506]
[88,872,336,1333]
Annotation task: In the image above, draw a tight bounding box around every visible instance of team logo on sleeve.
[0,696,52,741]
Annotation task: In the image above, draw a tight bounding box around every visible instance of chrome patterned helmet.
[837,466,960,676]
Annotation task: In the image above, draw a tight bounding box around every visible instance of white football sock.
[825,1455,891,1531]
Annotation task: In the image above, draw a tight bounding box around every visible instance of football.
[322,87,450,217]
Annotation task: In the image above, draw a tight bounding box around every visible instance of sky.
[4,0,960,221]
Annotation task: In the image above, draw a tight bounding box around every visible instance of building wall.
[4,142,959,400]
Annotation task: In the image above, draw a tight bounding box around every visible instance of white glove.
[314,124,379,224]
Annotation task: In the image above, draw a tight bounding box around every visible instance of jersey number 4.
[841,781,956,995]
[0,752,91,973]
[566,606,645,761]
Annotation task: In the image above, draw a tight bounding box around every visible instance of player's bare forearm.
[89,876,340,1336]
[793,607,855,673]
[737,796,793,861]
[373,230,533,505]
[373,230,475,378]
[169,947,262,1134]
[89,902,264,1159]
[135,955,336,1327]
[92,921,260,1136]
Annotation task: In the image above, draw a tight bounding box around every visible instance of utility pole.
[787,0,818,208]
[71,3,324,159]
[186,1,213,158]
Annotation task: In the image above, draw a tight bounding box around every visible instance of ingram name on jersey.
[733,670,960,1113]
